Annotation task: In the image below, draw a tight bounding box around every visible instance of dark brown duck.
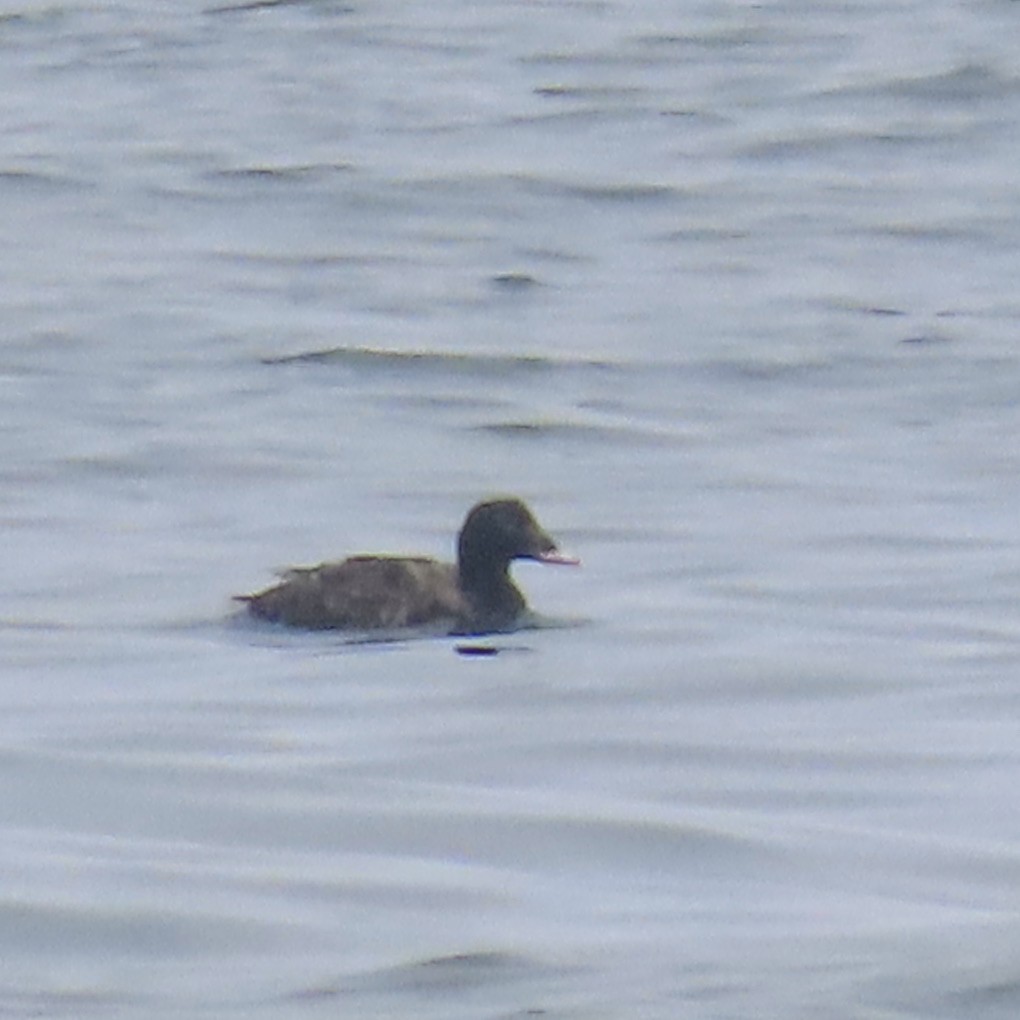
[236,498,579,635]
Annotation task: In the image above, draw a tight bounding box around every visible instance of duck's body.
[237,498,577,635]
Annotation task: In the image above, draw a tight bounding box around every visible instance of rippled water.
[3,1,1020,1016]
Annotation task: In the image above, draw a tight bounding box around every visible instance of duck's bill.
[537,549,581,566]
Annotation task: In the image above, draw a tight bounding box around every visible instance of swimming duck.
[236,498,578,635]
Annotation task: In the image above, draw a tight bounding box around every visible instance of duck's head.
[458,498,580,572]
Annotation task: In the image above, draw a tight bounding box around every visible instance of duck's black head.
[457,498,578,578]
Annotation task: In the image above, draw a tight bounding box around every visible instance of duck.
[235,498,579,635]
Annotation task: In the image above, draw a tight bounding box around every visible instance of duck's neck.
[458,554,525,625]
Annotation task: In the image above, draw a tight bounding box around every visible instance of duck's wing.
[242,556,466,630]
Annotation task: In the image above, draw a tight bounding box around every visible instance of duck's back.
[242,556,466,630]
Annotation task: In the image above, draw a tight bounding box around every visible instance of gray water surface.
[3,1,1020,1017]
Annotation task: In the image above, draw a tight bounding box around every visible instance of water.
[3,0,1020,1016]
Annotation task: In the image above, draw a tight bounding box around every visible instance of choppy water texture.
[3,1,1020,1016]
